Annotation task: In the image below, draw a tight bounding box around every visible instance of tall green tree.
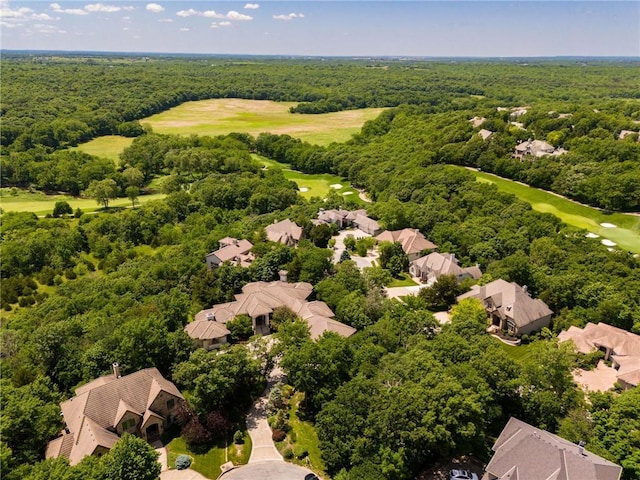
[84,179,118,209]
[102,433,160,480]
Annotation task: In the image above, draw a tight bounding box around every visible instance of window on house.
[167,399,175,410]
[122,418,136,430]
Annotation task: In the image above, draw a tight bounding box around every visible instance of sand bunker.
[585,233,600,238]
[330,184,343,189]
[601,239,617,247]
[342,191,353,196]
[600,223,617,228]
[299,187,309,192]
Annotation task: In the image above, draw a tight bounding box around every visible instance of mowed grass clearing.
[467,168,640,254]
[142,98,385,146]
[0,189,165,216]
[71,135,134,163]
[255,155,362,203]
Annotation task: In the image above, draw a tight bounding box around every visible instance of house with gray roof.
[410,252,482,285]
[185,318,231,350]
[457,279,553,336]
[46,365,183,465]
[478,129,493,141]
[483,417,622,480]
[514,139,566,159]
[265,219,303,247]
[195,281,356,339]
[345,209,382,236]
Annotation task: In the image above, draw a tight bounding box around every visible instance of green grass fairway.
[255,155,363,204]
[0,189,165,216]
[72,135,134,163]
[142,98,384,146]
[466,168,640,254]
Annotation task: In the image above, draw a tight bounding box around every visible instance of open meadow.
[141,98,384,146]
[71,135,134,162]
[468,168,640,254]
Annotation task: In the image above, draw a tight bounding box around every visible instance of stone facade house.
[483,417,622,480]
[410,252,481,285]
[46,365,183,465]
[206,237,254,269]
[185,318,231,350]
[375,228,437,262]
[194,281,356,339]
[457,279,553,336]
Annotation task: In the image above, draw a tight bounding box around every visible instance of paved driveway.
[331,228,372,264]
[246,367,285,463]
[385,285,423,300]
[219,461,314,480]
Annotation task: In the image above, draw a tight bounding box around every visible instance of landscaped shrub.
[282,384,295,400]
[182,418,211,447]
[233,430,244,444]
[294,446,308,459]
[283,447,294,459]
[272,429,286,442]
[206,410,233,440]
[289,430,297,443]
[175,454,192,470]
[270,410,289,432]
[64,268,77,280]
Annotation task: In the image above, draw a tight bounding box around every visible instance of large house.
[46,365,183,465]
[514,139,566,159]
[558,322,640,390]
[410,252,481,285]
[206,237,254,269]
[375,228,437,262]
[265,219,303,246]
[313,208,382,236]
[483,417,622,480]
[457,279,553,336]
[185,319,231,350]
[194,280,356,339]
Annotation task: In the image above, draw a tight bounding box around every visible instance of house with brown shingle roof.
[46,365,183,465]
[514,139,566,159]
[375,228,437,262]
[345,209,382,236]
[457,279,553,336]
[265,219,303,246]
[470,116,486,128]
[185,318,231,350]
[194,281,356,339]
[312,208,351,229]
[483,417,622,480]
[410,252,482,285]
[478,129,493,141]
[558,322,640,390]
[206,237,254,269]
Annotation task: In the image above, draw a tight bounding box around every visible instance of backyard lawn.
[387,273,419,287]
[467,168,640,254]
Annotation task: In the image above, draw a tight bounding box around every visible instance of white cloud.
[85,3,120,13]
[218,21,231,26]
[0,4,32,19]
[34,23,66,33]
[226,10,251,21]
[176,8,198,17]
[244,3,259,9]
[157,18,172,22]
[50,3,88,15]
[123,6,134,11]
[0,20,22,27]
[272,12,304,21]
[179,27,189,31]
[203,10,224,18]
[31,12,55,20]
[145,3,164,13]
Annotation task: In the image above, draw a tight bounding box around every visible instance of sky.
[1,1,639,57]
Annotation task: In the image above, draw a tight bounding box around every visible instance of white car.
[448,469,479,480]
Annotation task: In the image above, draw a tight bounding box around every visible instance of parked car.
[304,475,320,480]
[448,469,479,480]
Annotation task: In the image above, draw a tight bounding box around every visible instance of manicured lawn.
[71,135,134,163]
[165,431,251,479]
[141,98,384,146]
[494,338,536,363]
[387,273,418,287]
[256,155,362,204]
[0,189,165,216]
[466,168,640,254]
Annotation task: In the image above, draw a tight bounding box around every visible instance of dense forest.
[1,55,640,480]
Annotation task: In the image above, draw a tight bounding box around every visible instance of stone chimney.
[279,270,288,283]
[112,362,121,379]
